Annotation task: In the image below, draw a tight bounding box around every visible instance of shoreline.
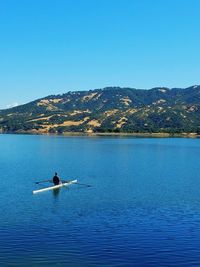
[0,131,199,138]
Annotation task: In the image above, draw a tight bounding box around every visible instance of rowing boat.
[33,179,77,194]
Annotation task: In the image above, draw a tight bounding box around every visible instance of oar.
[76,182,91,187]
[35,179,52,184]
[62,180,91,187]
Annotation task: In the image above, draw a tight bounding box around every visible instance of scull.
[33,179,77,194]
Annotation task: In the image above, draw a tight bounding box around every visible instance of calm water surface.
[0,135,200,266]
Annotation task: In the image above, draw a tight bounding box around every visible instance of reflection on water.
[52,188,61,198]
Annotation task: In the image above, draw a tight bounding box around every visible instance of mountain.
[1,85,200,134]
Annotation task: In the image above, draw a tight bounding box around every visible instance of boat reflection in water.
[53,188,61,198]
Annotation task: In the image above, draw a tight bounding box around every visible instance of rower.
[53,172,61,185]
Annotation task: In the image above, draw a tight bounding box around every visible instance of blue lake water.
[0,134,200,266]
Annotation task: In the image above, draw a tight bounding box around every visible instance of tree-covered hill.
[1,85,200,134]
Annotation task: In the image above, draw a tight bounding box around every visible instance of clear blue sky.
[1,0,200,109]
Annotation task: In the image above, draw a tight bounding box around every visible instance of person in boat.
[53,172,61,185]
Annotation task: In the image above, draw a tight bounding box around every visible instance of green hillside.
[1,86,200,134]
